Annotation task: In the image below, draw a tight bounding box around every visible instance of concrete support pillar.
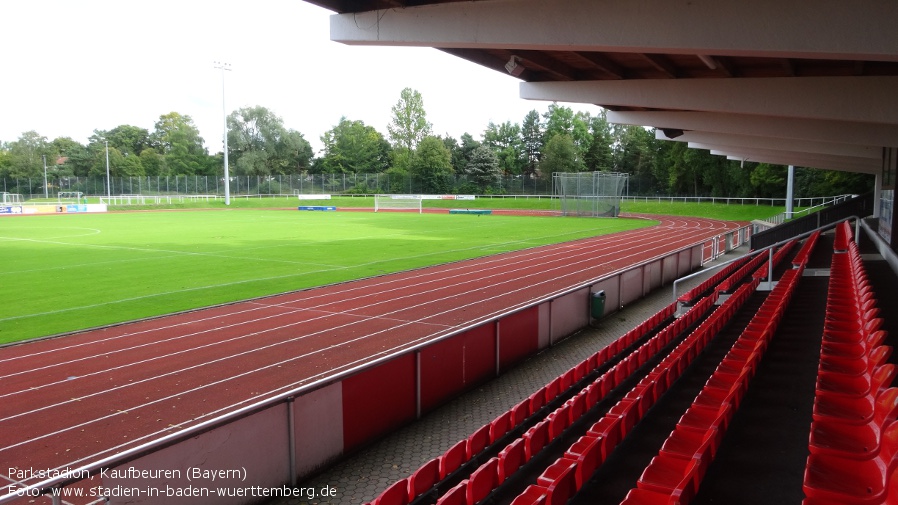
[786,165,795,219]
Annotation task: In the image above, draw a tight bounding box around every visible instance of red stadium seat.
[467,424,491,459]
[467,457,500,504]
[564,435,603,489]
[637,453,702,505]
[677,403,730,435]
[548,403,572,440]
[490,411,513,443]
[539,459,577,505]
[524,420,550,460]
[509,485,547,505]
[803,453,891,504]
[440,440,468,478]
[661,425,718,460]
[561,368,576,391]
[498,438,527,482]
[529,389,547,413]
[587,414,623,450]
[585,379,605,408]
[545,377,563,403]
[408,458,440,501]
[808,419,882,460]
[609,398,640,437]
[436,480,467,505]
[569,391,587,421]
[372,478,409,505]
[512,400,530,427]
[812,391,877,426]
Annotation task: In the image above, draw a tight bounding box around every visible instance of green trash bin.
[591,290,606,319]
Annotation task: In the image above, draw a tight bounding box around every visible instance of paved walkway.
[276,248,750,505]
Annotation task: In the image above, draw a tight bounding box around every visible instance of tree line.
[1,88,872,197]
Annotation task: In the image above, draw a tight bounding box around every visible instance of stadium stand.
[333,218,897,505]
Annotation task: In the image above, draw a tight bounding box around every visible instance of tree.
[318,117,391,173]
[4,131,52,179]
[139,148,166,176]
[465,145,502,191]
[151,112,211,175]
[0,144,12,180]
[539,134,583,175]
[51,137,89,176]
[387,88,431,170]
[483,121,525,176]
[410,136,453,193]
[543,103,575,141]
[612,125,655,190]
[750,163,788,197]
[584,112,613,172]
[227,106,312,176]
[106,125,150,157]
[521,110,543,179]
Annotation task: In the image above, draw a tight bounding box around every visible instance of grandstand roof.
[306,0,898,173]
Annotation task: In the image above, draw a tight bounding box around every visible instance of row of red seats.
[504,238,804,505]
[832,220,854,252]
[367,305,677,505]
[791,231,821,269]
[370,236,798,505]
[622,258,807,505]
[803,221,898,505]
[751,239,798,282]
[677,255,750,305]
[715,250,770,294]
[507,294,733,505]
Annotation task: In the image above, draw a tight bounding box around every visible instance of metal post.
[286,397,297,487]
[495,320,501,376]
[105,140,111,198]
[415,351,422,419]
[42,155,48,198]
[786,165,795,219]
[214,61,232,205]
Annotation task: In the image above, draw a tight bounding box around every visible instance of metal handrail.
[672,216,862,302]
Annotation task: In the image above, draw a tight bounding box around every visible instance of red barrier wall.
[342,353,416,451]
[498,307,540,372]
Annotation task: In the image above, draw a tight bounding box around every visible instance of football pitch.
[0,210,655,343]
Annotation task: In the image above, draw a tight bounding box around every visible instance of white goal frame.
[374,194,423,213]
[58,191,84,202]
[1,192,24,205]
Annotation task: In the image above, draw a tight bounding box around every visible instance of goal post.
[0,192,24,205]
[374,194,423,213]
[57,191,84,202]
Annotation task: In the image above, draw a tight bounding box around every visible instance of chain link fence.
[2,174,555,199]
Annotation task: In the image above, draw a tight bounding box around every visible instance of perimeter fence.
[2,174,850,210]
[1,174,554,199]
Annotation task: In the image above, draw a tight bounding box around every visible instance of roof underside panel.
[309,0,898,170]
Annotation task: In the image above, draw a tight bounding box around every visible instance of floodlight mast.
[42,155,48,198]
[104,139,111,198]
[214,61,232,206]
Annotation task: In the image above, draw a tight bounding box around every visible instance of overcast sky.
[1,0,601,155]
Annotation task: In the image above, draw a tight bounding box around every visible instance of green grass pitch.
[0,210,655,343]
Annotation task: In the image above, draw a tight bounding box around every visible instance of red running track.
[0,214,740,498]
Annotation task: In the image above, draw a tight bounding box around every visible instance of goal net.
[374,194,423,213]
[1,192,24,205]
[553,172,629,217]
[58,191,84,203]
